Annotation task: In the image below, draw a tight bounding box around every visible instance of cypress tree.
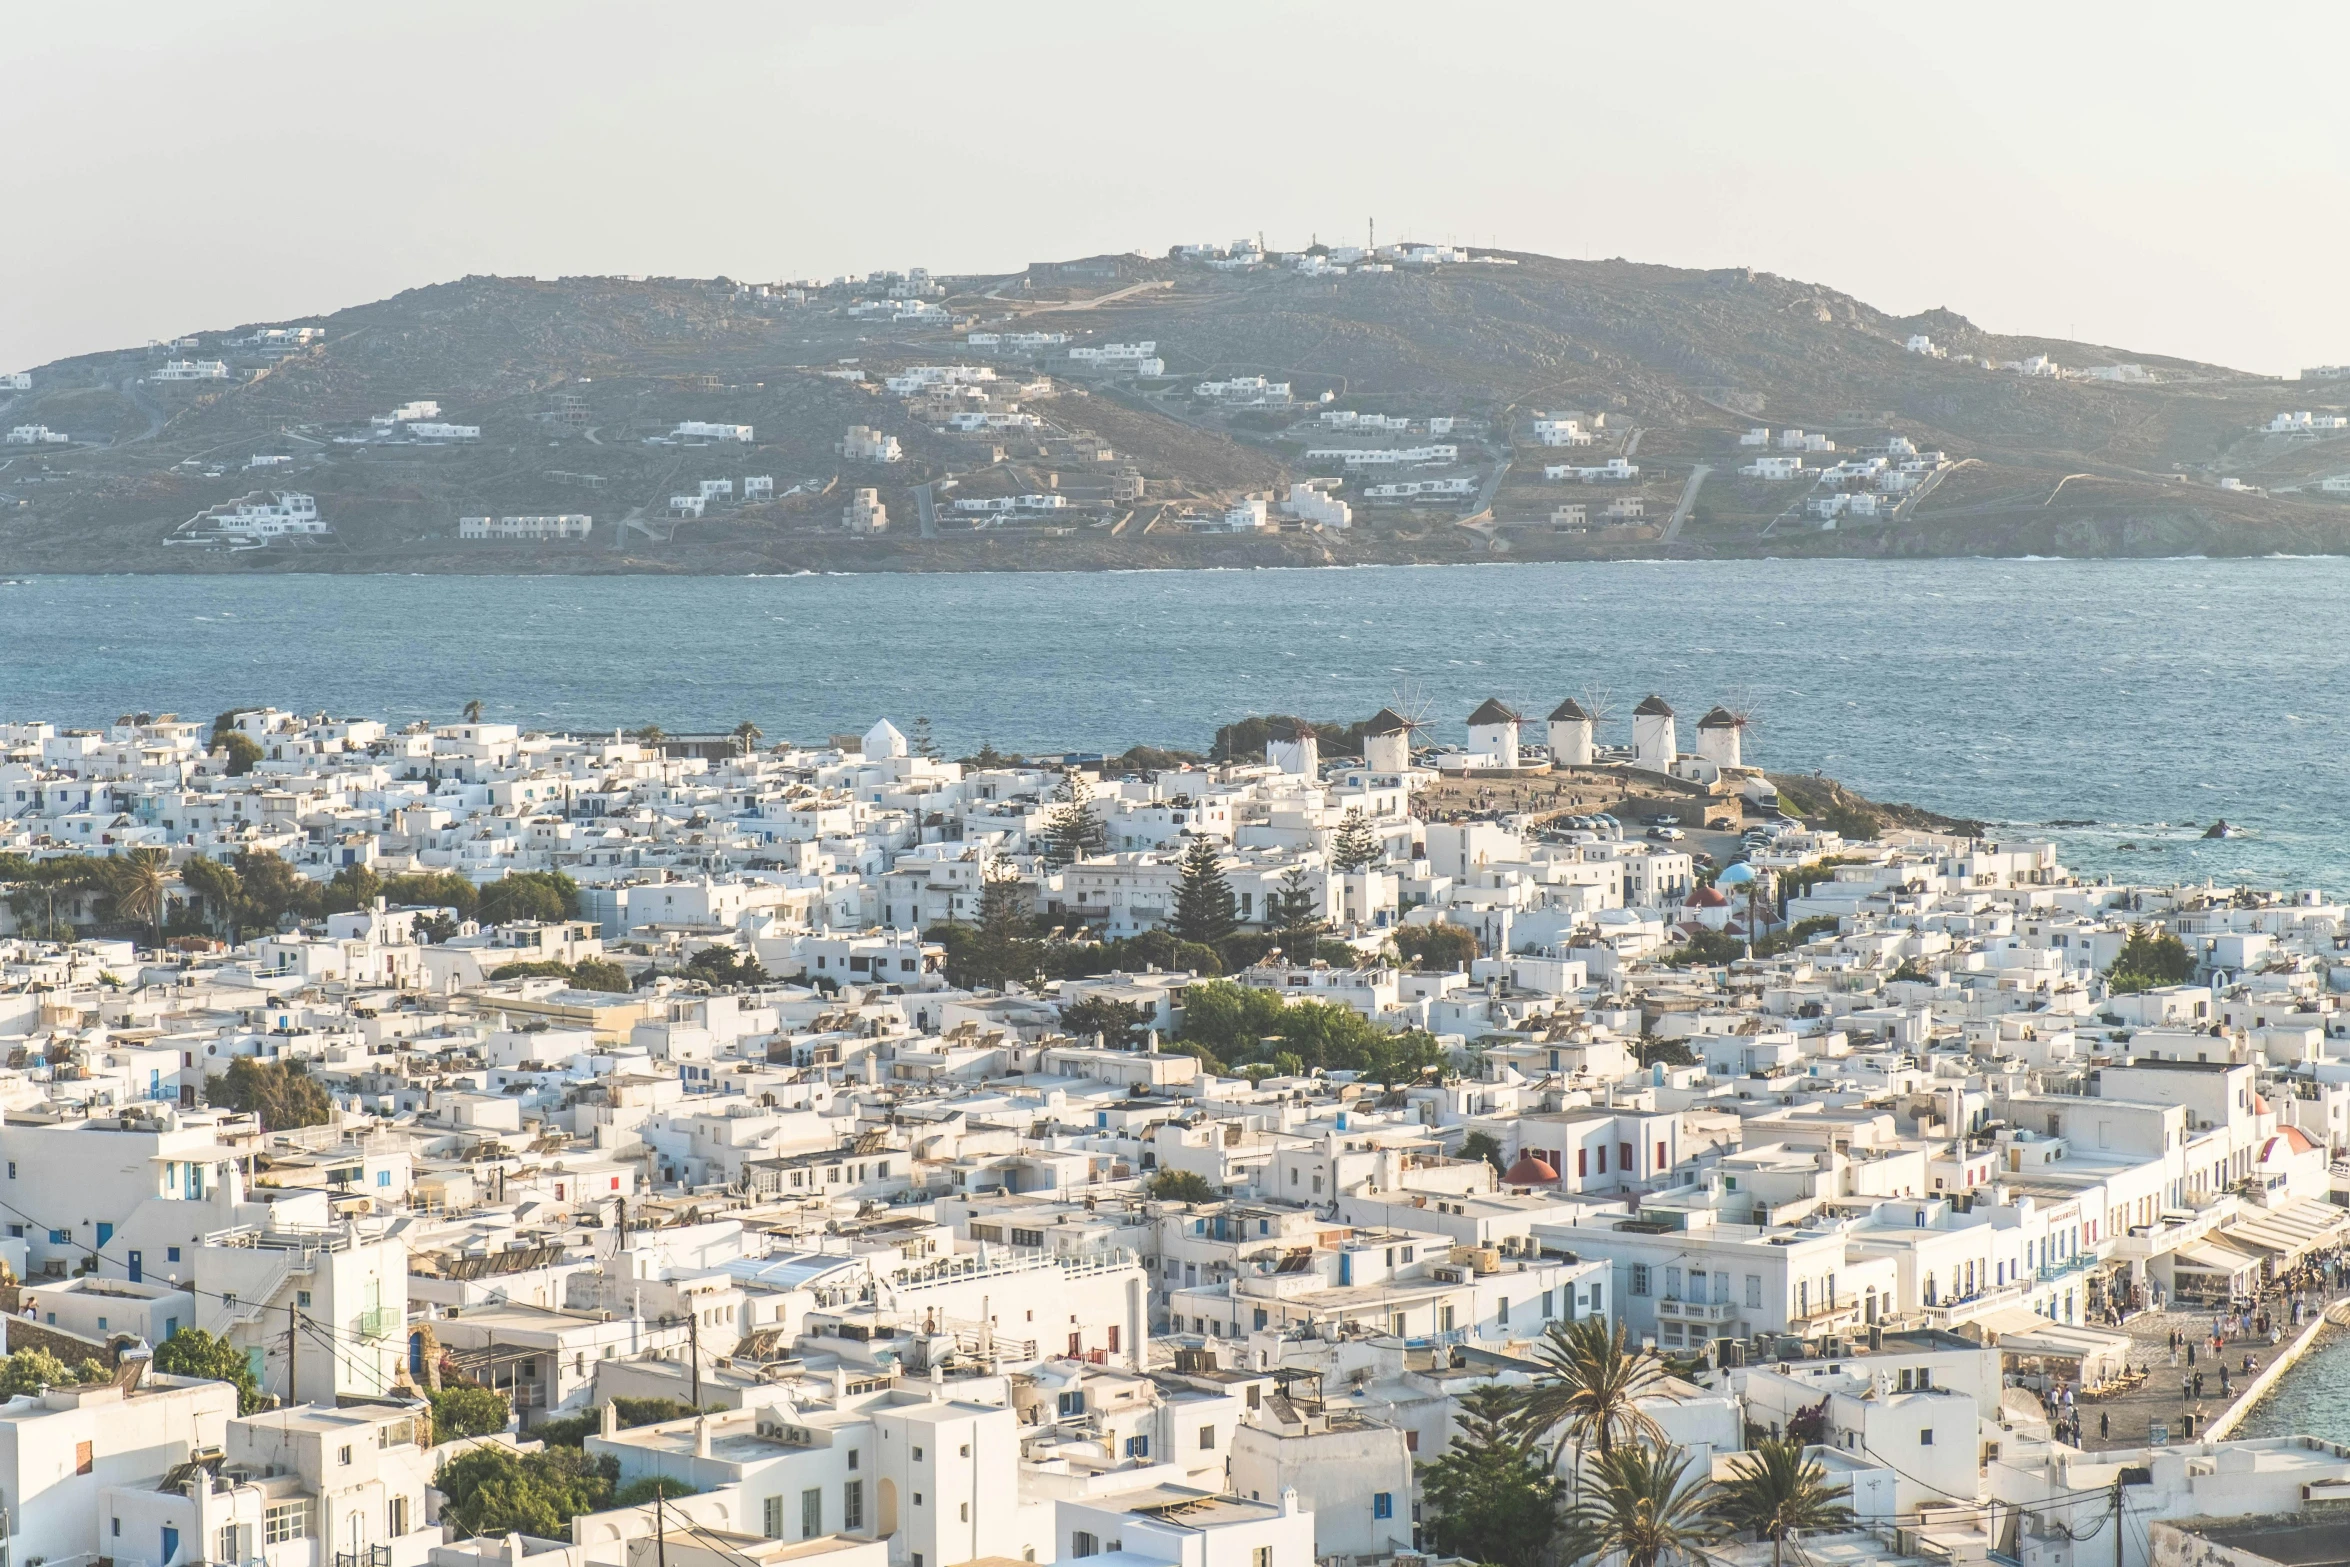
[1330,807,1381,873]
[1172,836,1237,947]
[1043,770,1108,866]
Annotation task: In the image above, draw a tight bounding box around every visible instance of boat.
[2202,820,2244,839]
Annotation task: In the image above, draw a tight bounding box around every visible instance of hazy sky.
[5,1,2344,376]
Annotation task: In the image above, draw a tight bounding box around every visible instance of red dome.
[1688,886,1729,908]
[1505,1154,1559,1184]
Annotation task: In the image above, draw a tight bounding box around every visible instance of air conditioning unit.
[1431,1266,1470,1284]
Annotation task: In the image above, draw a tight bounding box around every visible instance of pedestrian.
[2100,1410,2110,1441]
[2188,1342,2197,1367]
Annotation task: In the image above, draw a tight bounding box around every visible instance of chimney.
[601,1400,618,1439]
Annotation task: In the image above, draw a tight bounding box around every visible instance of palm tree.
[1514,1315,1678,1463]
[732,719,763,755]
[462,699,484,723]
[1562,1443,1725,1567]
[109,848,173,949]
[1715,1437,1855,1567]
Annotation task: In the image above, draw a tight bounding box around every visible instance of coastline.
[2207,1308,2337,1440]
[0,550,2338,582]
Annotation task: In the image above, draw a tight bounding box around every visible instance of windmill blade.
[1385,677,1436,736]
[1717,682,1771,759]
[1578,684,1619,730]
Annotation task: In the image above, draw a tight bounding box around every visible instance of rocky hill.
[1,245,2343,575]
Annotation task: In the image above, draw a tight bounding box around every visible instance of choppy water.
[2232,1325,2350,1442]
[3,558,2348,888]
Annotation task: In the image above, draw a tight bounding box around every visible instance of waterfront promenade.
[2073,1304,2340,1451]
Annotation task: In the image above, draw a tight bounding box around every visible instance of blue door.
[162,1526,179,1565]
[128,1250,143,1283]
[96,1222,112,1250]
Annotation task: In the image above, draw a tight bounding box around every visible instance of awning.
[2222,1198,2350,1265]
[2171,1241,2263,1277]
[1979,1310,2131,1375]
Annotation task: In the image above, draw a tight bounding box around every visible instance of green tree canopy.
[2108,924,2195,993]
[152,1327,264,1412]
[177,854,245,936]
[1060,995,1156,1049]
[684,946,771,988]
[1418,1383,1563,1567]
[104,847,175,946]
[1714,1437,1855,1567]
[323,863,385,914]
[206,1057,332,1132]
[1270,865,1325,948]
[477,870,579,926]
[1041,770,1108,867]
[428,1383,512,1440]
[1034,927,1220,982]
[1177,979,1447,1083]
[1147,1169,1219,1203]
[217,732,265,776]
[1458,1130,1508,1173]
[1562,1444,1725,1567]
[233,848,322,929]
[1330,808,1381,873]
[381,869,481,920]
[1171,837,1236,948]
[1392,921,1478,971]
[1513,1317,1677,1462]
[570,957,631,992]
[933,865,1038,990]
[434,1443,611,1537]
[0,1348,73,1398]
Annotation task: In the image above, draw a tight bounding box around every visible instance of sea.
[2236,1325,2350,1443]
[3,556,2349,890]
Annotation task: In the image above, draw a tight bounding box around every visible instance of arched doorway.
[877,1478,899,1537]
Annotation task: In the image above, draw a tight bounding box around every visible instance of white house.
[170,491,328,545]
[1284,482,1351,529]
[839,426,903,463]
[459,514,593,541]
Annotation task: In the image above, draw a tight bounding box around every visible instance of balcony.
[2036,1254,2096,1284]
[337,1549,392,1567]
[1658,1297,1738,1326]
[358,1305,403,1339]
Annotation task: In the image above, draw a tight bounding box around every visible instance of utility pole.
[655,1487,668,1567]
[688,1310,701,1407]
[2113,1471,2124,1567]
[286,1302,298,1408]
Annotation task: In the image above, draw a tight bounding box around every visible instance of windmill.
[1361,680,1433,773]
[1696,686,1768,773]
[1362,678,1437,764]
